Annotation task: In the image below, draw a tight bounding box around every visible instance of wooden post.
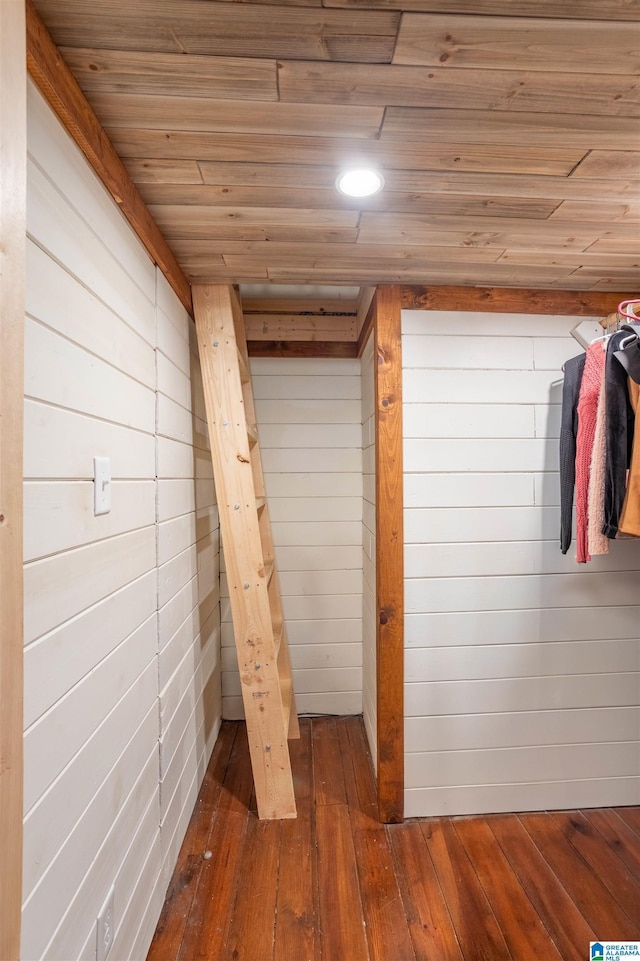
[0,1,26,957]
[374,286,404,823]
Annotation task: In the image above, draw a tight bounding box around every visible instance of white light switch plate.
[94,456,111,515]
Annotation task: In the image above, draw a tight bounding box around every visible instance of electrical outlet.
[96,885,115,961]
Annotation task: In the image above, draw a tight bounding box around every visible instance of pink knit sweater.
[575,342,606,563]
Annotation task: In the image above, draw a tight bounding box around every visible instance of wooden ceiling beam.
[25,0,193,315]
[400,286,638,314]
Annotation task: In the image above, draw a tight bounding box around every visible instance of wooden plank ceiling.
[31,0,640,293]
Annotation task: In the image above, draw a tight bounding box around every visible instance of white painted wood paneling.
[251,374,361,400]
[403,402,535,439]
[404,368,563,405]
[23,480,155,562]
[404,473,534,509]
[24,400,155,480]
[404,777,639,820]
[24,526,156,645]
[263,472,362,498]
[405,536,640,579]
[405,571,640,614]
[535,403,562,438]
[156,287,221,902]
[403,309,640,817]
[405,638,640,682]
[255,397,361,424]
[23,84,222,961]
[23,689,158,901]
[25,317,156,433]
[27,240,155,387]
[401,310,600,338]
[405,707,640,752]
[405,673,640,716]
[406,741,640,789]
[27,87,156,313]
[24,616,157,813]
[404,504,559,540]
[222,357,363,718]
[24,742,159,961]
[403,334,534,369]
[27,158,155,343]
[405,605,640,648]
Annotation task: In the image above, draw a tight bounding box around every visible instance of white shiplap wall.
[155,276,222,900]
[361,336,377,765]
[23,84,221,961]
[403,309,640,818]
[221,357,363,718]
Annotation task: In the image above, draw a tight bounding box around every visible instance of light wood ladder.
[193,284,299,820]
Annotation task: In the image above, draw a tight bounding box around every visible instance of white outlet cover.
[96,885,115,961]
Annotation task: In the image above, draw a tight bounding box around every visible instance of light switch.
[94,456,111,515]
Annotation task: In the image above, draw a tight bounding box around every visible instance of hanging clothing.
[559,353,586,555]
[575,342,606,563]
[602,329,636,539]
[618,378,640,536]
[613,326,640,384]
[587,360,609,557]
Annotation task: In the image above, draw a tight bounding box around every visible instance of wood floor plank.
[223,816,282,961]
[217,722,256,816]
[388,821,464,961]
[616,806,640,837]
[149,721,639,961]
[453,817,563,961]
[584,808,640,879]
[316,803,369,961]
[519,812,639,939]
[147,723,237,961]
[176,727,253,961]
[274,797,316,961]
[312,716,346,806]
[489,814,594,961]
[421,819,512,961]
[289,716,313,801]
[338,719,416,961]
[176,807,250,961]
[551,811,640,926]
[338,716,377,822]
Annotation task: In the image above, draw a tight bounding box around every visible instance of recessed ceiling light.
[336,167,384,198]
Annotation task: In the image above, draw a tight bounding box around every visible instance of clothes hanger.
[617,299,640,322]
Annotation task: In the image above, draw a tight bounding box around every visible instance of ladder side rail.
[193,284,296,820]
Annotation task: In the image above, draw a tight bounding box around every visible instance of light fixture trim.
[336,167,385,198]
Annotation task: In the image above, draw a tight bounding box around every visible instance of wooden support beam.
[374,286,404,823]
[401,285,638,315]
[357,295,376,358]
[25,0,193,315]
[0,2,25,957]
[356,286,376,337]
[247,340,357,358]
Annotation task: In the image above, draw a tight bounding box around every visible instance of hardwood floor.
[148,717,640,961]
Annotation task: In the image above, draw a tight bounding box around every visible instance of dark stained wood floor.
[148,717,640,961]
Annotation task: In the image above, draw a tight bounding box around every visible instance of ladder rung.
[247,423,258,446]
[237,348,250,384]
[273,615,284,654]
[265,560,275,585]
[280,675,293,729]
[256,496,266,510]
